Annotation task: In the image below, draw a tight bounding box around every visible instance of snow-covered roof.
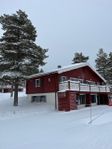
[27,62,106,82]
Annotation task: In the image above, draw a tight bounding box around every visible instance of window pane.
[35,79,41,87]
[60,76,67,82]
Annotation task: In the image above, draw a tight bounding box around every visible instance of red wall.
[26,73,59,94]
[59,66,103,83]
[58,91,77,111]
[26,66,104,94]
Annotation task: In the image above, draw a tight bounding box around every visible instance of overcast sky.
[0,0,112,71]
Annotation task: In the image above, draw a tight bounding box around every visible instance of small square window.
[60,76,67,82]
[35,79,41,87]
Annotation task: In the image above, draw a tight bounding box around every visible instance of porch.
[58,91,109,111]
[58,81,111,111]
[59,80,110,93]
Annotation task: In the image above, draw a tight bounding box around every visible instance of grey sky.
[0,0,112,71]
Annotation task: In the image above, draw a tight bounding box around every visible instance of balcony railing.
[59,80,111,93]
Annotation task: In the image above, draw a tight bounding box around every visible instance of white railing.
[99,86,107,92]
[59,81,110,93]
[70,81,80,91]
[59,81,68,91]
[80,84,90,92]
[90,85,99,92]
[107,87,111,92]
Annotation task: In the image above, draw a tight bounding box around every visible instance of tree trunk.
[10,84,13,98]
[13,79,19,106]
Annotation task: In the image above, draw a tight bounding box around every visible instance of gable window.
[35,79,41,87]
[60,76,67,82]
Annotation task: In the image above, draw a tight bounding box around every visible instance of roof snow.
[27,62,106,82]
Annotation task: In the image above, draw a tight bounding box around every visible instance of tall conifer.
[0,10,48,106]
[95,48,108,82]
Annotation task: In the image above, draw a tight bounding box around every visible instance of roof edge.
[26,62,106,83]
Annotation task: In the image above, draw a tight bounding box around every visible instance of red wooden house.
[26,63,112,111]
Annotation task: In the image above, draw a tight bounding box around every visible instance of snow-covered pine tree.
[72,52,89,64]
[107,52,112,84]
[0,10,48,106]
[95,48,108,81]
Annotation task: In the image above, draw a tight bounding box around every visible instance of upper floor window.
[70,77,82,83]
[86,80,96,85]
[60,76,67,82]
[35,79,41,87]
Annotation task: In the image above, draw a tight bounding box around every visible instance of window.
[31,96,46,102]
[91,95,96,103]
[48,78,51,82]
[86,80,96,85]
[35,79,41,87]
[78,95,86,104]
[70,77,82,83]
[60,76,67,82]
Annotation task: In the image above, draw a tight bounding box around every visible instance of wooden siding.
[26,66,105,94]
[26,73,59,94]
[58,66,104,84]
[58,91,77,111]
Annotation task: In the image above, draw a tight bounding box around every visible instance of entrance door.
[91,95,97,105]
[77,94,86,108]
[97,94,108,105]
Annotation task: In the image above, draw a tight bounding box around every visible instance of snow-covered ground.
[0,92,112,149]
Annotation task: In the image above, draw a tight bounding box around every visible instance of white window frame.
[35,79,41,87]
[60,76,67,82]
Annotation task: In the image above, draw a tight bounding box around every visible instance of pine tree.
[72,52,89,64]
[0,10,48,106]
[107,52,112,84]
[95,48,108,81]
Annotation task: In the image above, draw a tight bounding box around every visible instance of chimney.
[57,65,62,69]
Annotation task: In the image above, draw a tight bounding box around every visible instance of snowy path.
[0,93,112,149]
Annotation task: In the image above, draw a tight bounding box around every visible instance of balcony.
[59,80,111,93]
